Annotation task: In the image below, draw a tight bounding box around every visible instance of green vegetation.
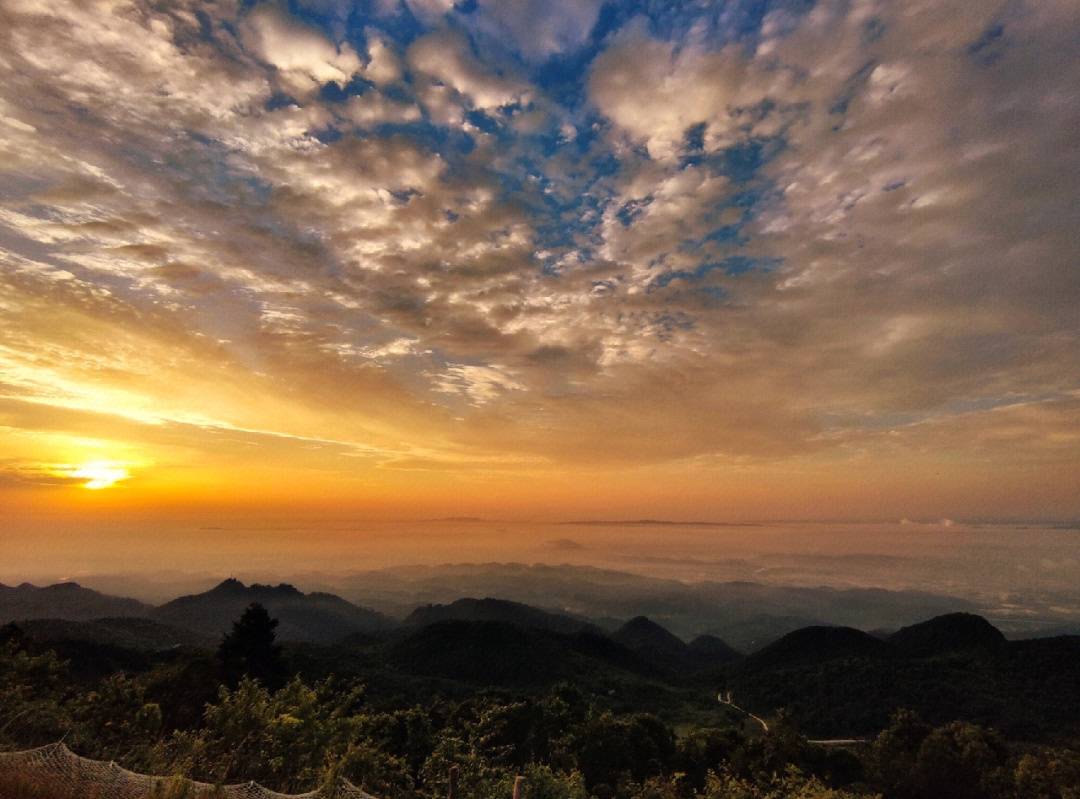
[730,618,1080,741]
[2,605,1080,799]
[217,603,288,691]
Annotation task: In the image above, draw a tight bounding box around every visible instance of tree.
[910,722,1009,799]
[0,634,68,747]
[217,603,288,691]
[867,710,930,799]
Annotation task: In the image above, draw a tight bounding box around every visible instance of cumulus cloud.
[585,0,1080,429]
[240,2,362,92]
[341,92,422,127]
[0,0,1077,520]
[362,33,404,86]
[589,19,757,161]
[408,29,534,112]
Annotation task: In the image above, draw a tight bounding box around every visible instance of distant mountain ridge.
[9,561,1009,649]
[734,614,1008,677]
[561,520,761,526]
[8,576,1080,742]
[325,563,981,649]
[402,597,597,635]
[6,567,1066,657]
[0,582,149,623]
[152,579,390,644]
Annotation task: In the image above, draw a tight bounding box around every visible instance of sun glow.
[69,462,130,490]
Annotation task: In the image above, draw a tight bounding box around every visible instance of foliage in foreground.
[3,615,1080,799]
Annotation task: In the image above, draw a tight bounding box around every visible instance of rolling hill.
[728,614,1080,740]
[7,579,1080,743]
[387,619,609,684]
[152,579,390,644]
[688,634,742,667]
[17,617,209,649]
[0,582,149,623]
[612,616,737,678]
[888,612,1006,656]
[327,563,975,649]
[736,625,889,674]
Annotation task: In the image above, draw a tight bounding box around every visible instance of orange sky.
[1,0,1078,565]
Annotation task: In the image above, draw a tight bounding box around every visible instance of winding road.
[718,692,770,733]
[718,692,866,745]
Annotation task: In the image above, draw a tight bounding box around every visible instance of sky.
[1,0,1079,551]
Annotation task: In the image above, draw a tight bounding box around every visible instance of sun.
[69,461,130,490]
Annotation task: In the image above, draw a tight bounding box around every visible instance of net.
[0,743,378,799]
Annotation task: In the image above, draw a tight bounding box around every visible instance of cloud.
[362,33,404,86]
[466,0,603,61]
[0,0,1077,521]
[585,1,1080,427]
[341,92,422,127]
[433,364,525,407]
[0,460,83,488]
[746,0,1080,415]
[402,0,455,24]
[403,0,601,60]
[589,19,755,162]
[408,29,534,112]
[240,2,362,93]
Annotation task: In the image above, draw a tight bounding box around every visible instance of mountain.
[607,616,742,680]
[325,563,976,649]
[615,615,687,651]
[384,619,651,687]
[402,597,596,635]
[612,616,696,677]
[728,615,1080,741]
[687,634,741,667]
[0,582,149,623]
[18,617,208,649]
[152,579,390,644]
[737,625,888,673]
[889,612,1006,657]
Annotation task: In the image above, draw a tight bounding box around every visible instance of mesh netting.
[0,743,378,799]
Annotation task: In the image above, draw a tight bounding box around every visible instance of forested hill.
[4,601,1080,799]
[0,567,1033,651]
[4,576,1080,743]
[730,614,1080,741]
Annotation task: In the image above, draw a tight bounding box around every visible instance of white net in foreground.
[0,743,379,799]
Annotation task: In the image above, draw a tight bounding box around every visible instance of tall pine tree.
[217,603,288,690]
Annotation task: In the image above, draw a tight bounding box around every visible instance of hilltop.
[152,579,390,644]
[728,614,1080,739]
[888,611,1006,656]
[0,582,149,623]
